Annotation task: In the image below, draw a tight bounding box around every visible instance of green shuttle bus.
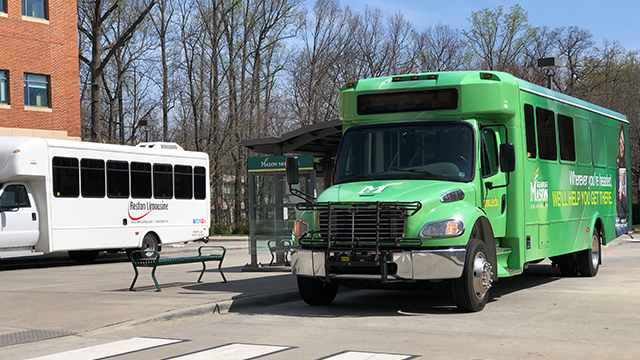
[286,71,631,312]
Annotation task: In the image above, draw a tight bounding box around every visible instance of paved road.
[2,238,640,359]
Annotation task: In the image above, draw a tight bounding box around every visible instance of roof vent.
[136,142,185,151]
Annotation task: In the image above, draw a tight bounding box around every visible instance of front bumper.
[291,248,466,281]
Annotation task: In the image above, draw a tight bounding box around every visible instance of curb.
[83,289,300,335]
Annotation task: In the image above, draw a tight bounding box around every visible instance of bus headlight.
[293,219,309,238]
[420,218,465,238]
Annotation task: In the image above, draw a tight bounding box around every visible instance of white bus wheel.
[135,233,159,259]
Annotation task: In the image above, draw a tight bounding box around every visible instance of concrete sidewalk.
[0,240,299,338]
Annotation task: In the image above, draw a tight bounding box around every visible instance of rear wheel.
[68,250,100,264]
[297,276,339,306]
[452,238,493,312]
[128,233,159,260]
[578,229,601,277]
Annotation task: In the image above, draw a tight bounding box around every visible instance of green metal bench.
[128,245,227,292]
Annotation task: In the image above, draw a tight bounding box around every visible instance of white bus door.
[0,183,40,248]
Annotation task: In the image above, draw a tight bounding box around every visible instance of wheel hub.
[591,232,600,269]
[472,252,493,301]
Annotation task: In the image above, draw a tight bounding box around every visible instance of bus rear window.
[357,89,458,115]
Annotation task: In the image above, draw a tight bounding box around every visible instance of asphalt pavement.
[0,236,300,340]
[1,233,638,346]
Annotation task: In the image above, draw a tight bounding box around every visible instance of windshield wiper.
[391,167,450,181]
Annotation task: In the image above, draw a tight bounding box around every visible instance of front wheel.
[297,276,339,306]
[577,229,601,277]
[452,238,493,312]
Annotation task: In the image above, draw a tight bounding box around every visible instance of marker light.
[13,149,20,153]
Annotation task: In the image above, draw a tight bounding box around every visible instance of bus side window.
[81,158,105,198]
[174,165,193,199]
[107,160,129,198]
[481,129,499,178]
[52,156,79,197]
[194,166,206,200]
[153,163,173,199]
[524,104,536,158]
[535,107,557,161]
[557,115,576,162]
[131,162,152,199]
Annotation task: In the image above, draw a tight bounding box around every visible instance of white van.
[0,137,210,262]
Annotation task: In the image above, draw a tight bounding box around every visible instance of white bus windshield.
[335,122,475,184]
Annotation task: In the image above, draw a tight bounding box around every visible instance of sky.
[317,0,640,51]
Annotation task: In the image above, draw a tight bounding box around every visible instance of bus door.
[0,183,40,248]
[480,127,507,238]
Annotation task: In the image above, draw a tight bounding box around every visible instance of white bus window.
[174,165,193,199]
[81,158,105,198]
[194,166,206,200]
[131,162,152,199]
[52,156,79,197]
[107,160,129,198]
[153,163,173,199]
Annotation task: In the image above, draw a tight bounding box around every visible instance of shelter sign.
[248,155,313,172]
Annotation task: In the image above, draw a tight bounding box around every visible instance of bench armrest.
[198,245,226,258]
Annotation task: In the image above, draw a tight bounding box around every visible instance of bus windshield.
[335,122,475,184]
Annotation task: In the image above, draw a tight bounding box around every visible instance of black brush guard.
[295,201,422,282]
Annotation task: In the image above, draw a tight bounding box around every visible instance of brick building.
[0,0,80,140]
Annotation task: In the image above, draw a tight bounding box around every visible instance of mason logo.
[359,182,408,196]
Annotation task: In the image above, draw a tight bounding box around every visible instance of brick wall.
[0,0,80,138]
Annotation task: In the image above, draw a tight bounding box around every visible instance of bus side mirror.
[500,143,515,173]
[286,157,299,185]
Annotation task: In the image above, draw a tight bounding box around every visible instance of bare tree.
[410,23,471,72]
[78,0,156,142]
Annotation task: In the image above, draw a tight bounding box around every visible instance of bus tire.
[578,230,601,277]
[452,238,493,312]
[297,276,339,306]
[129,233,159,260]
[68,250,100,263]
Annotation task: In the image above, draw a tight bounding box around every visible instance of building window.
[1,0,6,13]
[22,0,47,19]
[0,70,8,105]
[24,73,50,107]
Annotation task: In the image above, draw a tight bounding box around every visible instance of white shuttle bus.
[0,137,210,263]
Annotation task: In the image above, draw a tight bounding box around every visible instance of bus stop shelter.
[242,121,342,270]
